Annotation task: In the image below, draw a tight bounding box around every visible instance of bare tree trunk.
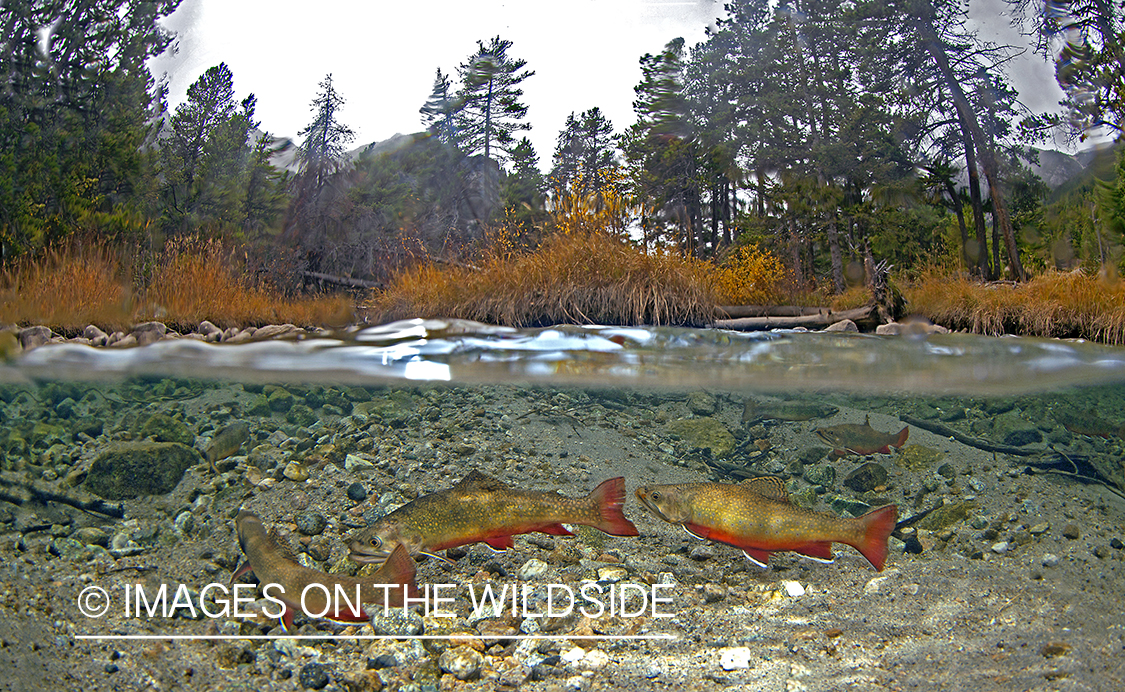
[918,5,1024,280]
[959,101,991,279]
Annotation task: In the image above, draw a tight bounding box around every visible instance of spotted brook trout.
[348,470,639,564]
[233,510,417,631]
[206,421,250,473]
[815,416,909,457]
[635,477,897,571]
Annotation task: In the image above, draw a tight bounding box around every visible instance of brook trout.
[233,510,416,630]
[348,470,639,564]
[635,477,897,571]
[815,416,909,457]
[206,421,250,473]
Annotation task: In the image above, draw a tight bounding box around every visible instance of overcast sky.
[149,0,1071,166]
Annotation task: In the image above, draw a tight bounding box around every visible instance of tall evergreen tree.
[550,107,618,194]
[454,36,534,167]
[502,137,547,231]
[287,74,355,270]
[160,63,259,234]
[419,68,459,144]
[0,0,180,259]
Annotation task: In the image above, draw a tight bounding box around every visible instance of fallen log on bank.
[711,305,878,331]
[717,305,836,318]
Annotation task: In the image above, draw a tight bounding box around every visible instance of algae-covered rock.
[666,417,735,457]
[843,462,888,493]
[139,412,194,446]
[286,403,317,427]
[803,464,836,489]
[917,500,977,531]
[992,410,1042,447]
[686,391,718,416]
[264,386,295,413]
[895,445,945,471]
[85,441,200,499]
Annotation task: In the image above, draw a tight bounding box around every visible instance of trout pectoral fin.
[231,560,253,583]
[537,523,575,537]
[280,606,295,632]
[421,551,455,564]
[742,549,770,568]
[482,536,515,551]
[683,524,711,541]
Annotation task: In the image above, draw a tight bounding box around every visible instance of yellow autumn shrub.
[711,244,787,305]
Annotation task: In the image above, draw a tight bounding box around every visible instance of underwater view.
[1,323,1124,691]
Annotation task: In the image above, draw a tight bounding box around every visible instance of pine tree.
[502,137,546,230]
[454,36,534,167]
[419,68,459,144]
[550,107,618,195]
[287,74,355,270]
[0,0,180,260]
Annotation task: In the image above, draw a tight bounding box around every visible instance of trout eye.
[370,537,382,549]
[650,491,661,501]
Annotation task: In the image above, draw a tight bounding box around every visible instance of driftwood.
[718,305,835,318]
[301,270,383,290]
[711,305,878,331]
[898,414,1037,456]
[0,475,125,518]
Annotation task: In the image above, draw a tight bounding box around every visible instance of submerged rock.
[843,462,888,493]
[139,413,194,446]
[85,441,200,499]
[666,417,735,458]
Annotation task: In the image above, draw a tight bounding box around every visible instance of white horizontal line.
[75,634,677,641]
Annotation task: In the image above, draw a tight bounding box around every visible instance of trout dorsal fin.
[455,469,509,491]
[740,476,789,502]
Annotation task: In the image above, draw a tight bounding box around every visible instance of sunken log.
[301,271,383,290]
[711,305,878,331]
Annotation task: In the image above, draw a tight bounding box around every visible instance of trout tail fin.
[380,544,419,605]
[589,477,640,537]
[893,426,910,449]
[854,504,898,571]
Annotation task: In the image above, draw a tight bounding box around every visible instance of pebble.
[596,566,627,583]
[518,559,549,581]
[294,512,327,536]
[1029,522,1049,535]
[1042,553,1060,567]
[298,662,329,689]
[782,580,805,598]
[438,646,483,681]
[702,583,727,603]
[990,541,1009,554]
[1061,524,1081,540]
[561,647,586,664]
[720,647,753,670]
[369,608,424,636]
[346,482,368,502]
[689,544,714,561]
[283,461,309,482]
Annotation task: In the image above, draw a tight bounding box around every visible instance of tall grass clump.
[140,237,354,330]
[0,242,132,332]
[372,227,719,327]
[1,238,353,332]
[904,267,1125,343]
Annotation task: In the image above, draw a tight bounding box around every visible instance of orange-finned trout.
[815,416,909,457]
[348,470,639,564]
[635,477,897,571]
[233,510,417,631]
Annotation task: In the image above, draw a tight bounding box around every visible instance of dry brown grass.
[371,230,721,327]
[903,267,1125,343]
[1,239,353,334]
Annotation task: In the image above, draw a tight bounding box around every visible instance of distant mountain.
[262,131,420,173]
[1029,149,1086,189]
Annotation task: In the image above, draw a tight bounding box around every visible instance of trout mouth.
[634,487,672,523]
[348,535,393,564]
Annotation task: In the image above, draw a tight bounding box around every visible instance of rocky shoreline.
[0,370,1123,691]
